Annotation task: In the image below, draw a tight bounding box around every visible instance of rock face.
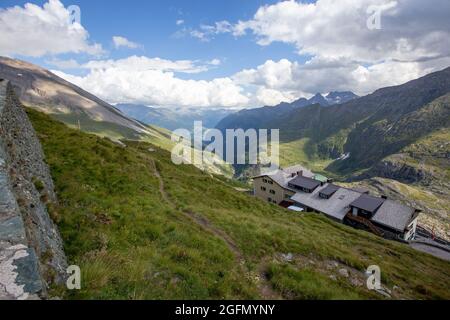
[356,156,433,185]
[0,80,67,299]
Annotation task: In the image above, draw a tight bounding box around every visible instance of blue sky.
[3,0,307,80]
[1,0,449,108]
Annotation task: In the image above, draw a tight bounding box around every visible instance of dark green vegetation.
[28,108,450,300]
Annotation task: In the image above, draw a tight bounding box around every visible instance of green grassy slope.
[50,110,234,177]
[51,111,173,148]
[28,109,450,300]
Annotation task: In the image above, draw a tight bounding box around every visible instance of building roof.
[252,165,314,190]
[371,200,417,232]
[289,176,321,191]
[254,163,420,232]
[319,184,340,197]
[282,165,314,178]
[291,184,362,221]
[350,194,385,213]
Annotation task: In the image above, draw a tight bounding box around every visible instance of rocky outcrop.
[0,80,67,299]
[355,156,433,185]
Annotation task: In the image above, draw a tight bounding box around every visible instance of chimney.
[291,173,296,178]
[297,170,303,177]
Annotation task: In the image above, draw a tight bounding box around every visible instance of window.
[268,180,274,185]
[270,190,276,195]
[263,179,268,183]
[261,186,266,191]
[272,200,277,204]
[268,197,272,202]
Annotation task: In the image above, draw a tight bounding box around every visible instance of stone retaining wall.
[0,80,67,299]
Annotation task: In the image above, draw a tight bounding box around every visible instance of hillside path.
[149,159,280,299]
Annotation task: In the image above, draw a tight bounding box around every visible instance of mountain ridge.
[217,66,450,169]
[0,56,149,138]
[216,91,358,133]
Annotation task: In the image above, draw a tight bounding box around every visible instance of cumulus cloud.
[52,56,249,108]
[234,0,450,63]
[0,0,103,57]
[254,88,299,107]
[234,59,298,91]
[15,0,448,109]
[112,36,142,49]
[233,55,450,102]
[51,54,450,109]
[181,0,450,105]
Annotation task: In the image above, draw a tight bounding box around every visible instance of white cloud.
[0,0,103,57]
[78,55,218,74]
[232,56,450,104]
[189,21,233,42]
[234,59,298,91]
[208,59,222,66]
[255,88,298,106]
[176,19,185,26]
[112,36,142,49]
[19,0,448,109]
[51,54,450,109]
[180,0,450,106]
[234,0,450,63]
[52,56,249,108]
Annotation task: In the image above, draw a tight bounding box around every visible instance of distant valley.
[116,103,235,131]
